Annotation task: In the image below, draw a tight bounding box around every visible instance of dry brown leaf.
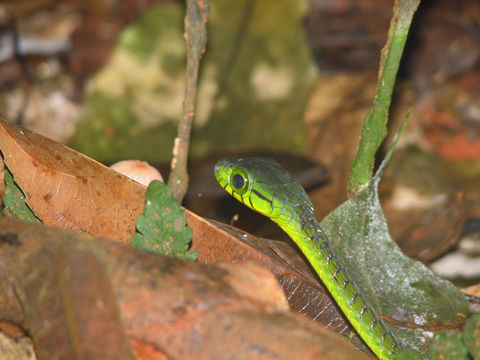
[0,118,144,242]
[383,191,467,261]
[304,72,376,219]
[0,119,358,348]
[0,322,35,360]
[463,284,480,298]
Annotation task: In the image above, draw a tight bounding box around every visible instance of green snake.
[214,157,403,360]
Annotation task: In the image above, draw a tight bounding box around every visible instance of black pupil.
[232,174,245,189]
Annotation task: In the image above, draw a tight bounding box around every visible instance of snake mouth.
[214,160,229,190]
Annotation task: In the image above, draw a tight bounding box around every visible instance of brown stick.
[168,0,209,201]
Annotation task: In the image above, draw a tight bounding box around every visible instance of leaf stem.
[348,0,420,195]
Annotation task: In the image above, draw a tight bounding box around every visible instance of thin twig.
[168,0,209,201]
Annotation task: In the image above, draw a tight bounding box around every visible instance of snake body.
[214,157,403,360]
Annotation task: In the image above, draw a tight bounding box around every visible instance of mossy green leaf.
[428,330,469,360]
[394,347,424,360]
[463,312,480,358]
[3,166,40,223]
[130,181,197,260]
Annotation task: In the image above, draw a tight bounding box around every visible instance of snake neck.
[274,208,403,360]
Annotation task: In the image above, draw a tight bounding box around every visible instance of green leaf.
[463,313,480,358]
[394,347,424,360]
[130,180,197,260]
[428,330,469,360]
[3,166,40,223]
[321,132,469,357]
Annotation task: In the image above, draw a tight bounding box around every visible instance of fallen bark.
[0,217,369,360]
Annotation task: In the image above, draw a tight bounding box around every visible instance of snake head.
[214,157,268,214]
[214,157,313,224]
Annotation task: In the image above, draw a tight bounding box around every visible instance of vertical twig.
[348,0,420,195]
[168,0,209,201]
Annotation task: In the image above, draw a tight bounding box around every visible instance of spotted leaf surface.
[131,181,197,260]
[3,167,40,223]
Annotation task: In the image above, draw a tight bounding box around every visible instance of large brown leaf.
[0,118,357,347]
[0,118,144,242]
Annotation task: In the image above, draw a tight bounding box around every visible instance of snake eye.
[232,173,246,189]
[230,168,250,196]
